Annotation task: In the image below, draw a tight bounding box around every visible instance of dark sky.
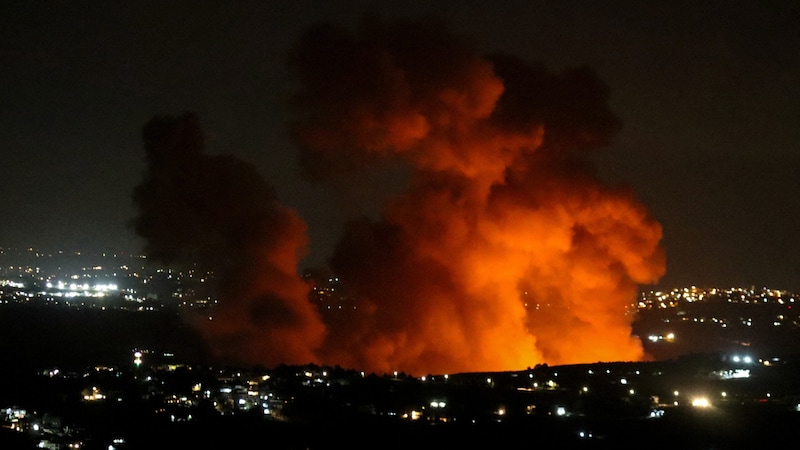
[2,1,799,291]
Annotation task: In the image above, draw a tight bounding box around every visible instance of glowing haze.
[132,113,326,367]
[133,17,665,375]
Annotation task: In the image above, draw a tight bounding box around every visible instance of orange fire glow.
[134,17,666,376]
[287,17,665,374]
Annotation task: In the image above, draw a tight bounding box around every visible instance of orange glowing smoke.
[288,18,665,374]
[132,17,665,375]
[133,113,325,367]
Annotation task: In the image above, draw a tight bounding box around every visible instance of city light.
[83,387,105,402]
[4,247,800,446]
[731,355,753,364]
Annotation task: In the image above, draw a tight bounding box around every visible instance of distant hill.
[0,305,208,374]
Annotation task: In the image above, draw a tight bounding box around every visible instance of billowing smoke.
[132,113,325,367]
[286,17,665,374]
[132,17,665,375]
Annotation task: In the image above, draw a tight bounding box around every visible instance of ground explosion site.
[132,17,665,376]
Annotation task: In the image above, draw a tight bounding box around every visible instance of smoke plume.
[132,17,665,375]
[287,17,665,374]
[132,113,325,367]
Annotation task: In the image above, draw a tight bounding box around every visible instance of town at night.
[3,248,800,448]
[3,1,798,448]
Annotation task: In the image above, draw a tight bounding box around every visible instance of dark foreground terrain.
[3,405,800,450]
[3,306,800,449]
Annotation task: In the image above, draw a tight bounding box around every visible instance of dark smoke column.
[132,113,325,367]
[287,17,665,374]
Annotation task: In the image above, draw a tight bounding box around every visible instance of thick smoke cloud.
[132,113,325,367]
[287,17,665,374]
[132,17,665,376]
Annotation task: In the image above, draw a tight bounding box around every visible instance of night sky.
[2,1,799,292]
